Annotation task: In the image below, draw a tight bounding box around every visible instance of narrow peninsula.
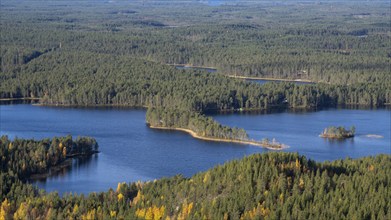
[146,108,287,150]
[1,135,99,180]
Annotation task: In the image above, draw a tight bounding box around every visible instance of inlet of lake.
[174,65,314,85]
[1,104,390,195]
[175,65,217,73]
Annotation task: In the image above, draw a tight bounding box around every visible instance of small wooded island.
[320,126,355,139]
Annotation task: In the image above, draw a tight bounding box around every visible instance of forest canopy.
[1,137,390,220]
[0,1,390,219]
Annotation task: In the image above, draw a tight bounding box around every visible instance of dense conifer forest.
[0,135,98,182]
[1,137,390,219]
[1,1,390,139]
[1,1,390,219]
[1,0,390,108]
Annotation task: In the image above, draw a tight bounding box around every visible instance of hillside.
[1,137,389,219]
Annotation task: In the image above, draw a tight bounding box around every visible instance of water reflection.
[322,137,355,145]
[32,155,99,185]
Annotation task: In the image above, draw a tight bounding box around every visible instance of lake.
[175,65,217,73]
[173,66,313,86]
[201,0,223,6]
[1,104,390,195]
[247,79,315,85]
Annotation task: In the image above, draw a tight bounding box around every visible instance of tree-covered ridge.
[1,148,390,219]
[320,126,356,139]
[146,107,248,141]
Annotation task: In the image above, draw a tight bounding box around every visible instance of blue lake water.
[1,104,390,195]
[202,0,223,6]
[247,79,315,85]
[175,65,217,73]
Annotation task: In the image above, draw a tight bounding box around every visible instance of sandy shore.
[149,125,287,150]
[364,134,384,138]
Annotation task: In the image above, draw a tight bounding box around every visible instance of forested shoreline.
[1,138,389,219]
[1,0,390,142]
[0,135,98,182]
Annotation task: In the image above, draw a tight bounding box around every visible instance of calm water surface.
[248,79,315,85]
[211,109,390,160]
[1,105,389,194]
[175,65,217,73]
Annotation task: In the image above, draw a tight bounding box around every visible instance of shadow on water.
[0,99,39,105]
[31,155,99,184]
[322,137,355,145]
[207,105,390,116]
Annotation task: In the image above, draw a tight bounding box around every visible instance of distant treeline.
[1,0,390,98]
[1,52,389,111]
[1,1,389,85]
[1,145,390,219]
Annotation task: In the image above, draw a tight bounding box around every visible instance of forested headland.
[1,137,390,219]
[0,135,98,182]
[146,108,288,149]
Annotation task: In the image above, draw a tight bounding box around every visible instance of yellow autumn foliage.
[117,193,124,201]
[299,177,305,189]
[133,191,143,205]
[116,182,126,192]
[178,202,193,220]
[279,193,284,204]
[72,204,79,215]
[81,209,96,220]
[110,210,117,218]
[0,199,11,220]
[13,202,28,220]
[240,202,270,220]
[136,205,165,220]
[295,158,301,170]
[62,147,67,157]
[136,208,146,218]
[203,172,210,184]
